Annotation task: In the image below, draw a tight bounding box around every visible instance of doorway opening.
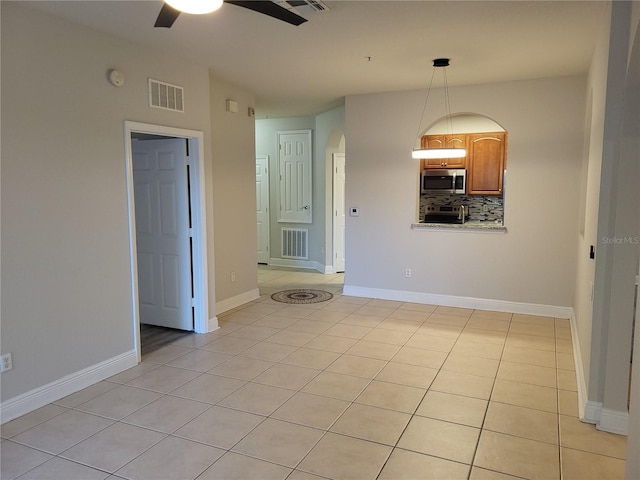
[256,154,270,264]
[124,121,211,362]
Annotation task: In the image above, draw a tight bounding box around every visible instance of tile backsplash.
[420,193,504,223]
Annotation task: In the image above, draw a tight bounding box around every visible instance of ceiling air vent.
[276,0,329,16]
[148,78,184,113]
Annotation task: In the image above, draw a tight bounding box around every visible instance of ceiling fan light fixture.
[165,0,223,15]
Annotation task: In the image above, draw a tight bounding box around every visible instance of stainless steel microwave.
[421,169,466,194]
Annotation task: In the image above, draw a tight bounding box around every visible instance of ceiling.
[27,0,609,118]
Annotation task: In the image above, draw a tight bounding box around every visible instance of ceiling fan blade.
[154,3,181,28]
[225,1,307,26]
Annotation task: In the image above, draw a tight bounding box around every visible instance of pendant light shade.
[411,147,466,159]
[165,0,223,14]
[412,58,466,160]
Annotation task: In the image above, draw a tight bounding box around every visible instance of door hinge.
[188,228,194,237]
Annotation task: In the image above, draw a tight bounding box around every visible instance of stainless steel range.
[424,204,466,224]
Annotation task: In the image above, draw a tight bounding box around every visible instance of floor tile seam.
[115,404,211,437]
[0,437,61,459]
[108,434,224,480]
[56,426,170,476]
[558,444,628,461]
[479,421,560,447]
[469,466,529,480]
[69,390,179,426]
[467,330,509,469]
[206,450,298,477]
[498,358,558,372]
[379,319,491,457]
[248,367,326,392]
[387,444,474,469]
[496,357,557,369]
[3,410,80,439]
[321,421,411,450]
[489,398,559,416]
[410,410,485,430]
[430,309,475,319]
[0,444,55,480]
[105,364,166,385]
[166,377,249,406]
[121,369,214,395]
[172,413,270,458]
[8,413,119,458]
[164,355,259,374]
[350,395,425,417]
[476,428,562,450]
[28,456,117,480]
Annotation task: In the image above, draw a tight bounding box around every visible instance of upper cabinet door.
[278,130,312,223]
[420,134,467,169]
[466,132,506,195]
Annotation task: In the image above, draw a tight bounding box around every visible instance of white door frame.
[256,154,270,264]
[124,121,211,362]
[332,153,346,273]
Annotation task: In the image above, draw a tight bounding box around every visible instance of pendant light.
[412,58,466,160]
[165,0,223,14]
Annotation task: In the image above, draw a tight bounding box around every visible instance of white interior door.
[256,155,270,264]
[278,130,312,223]
[132,138,193,331]
[333,153,346,273]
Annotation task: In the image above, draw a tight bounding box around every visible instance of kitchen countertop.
[411,221,507,233]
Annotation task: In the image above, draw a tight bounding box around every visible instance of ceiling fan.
[154,0,308,28]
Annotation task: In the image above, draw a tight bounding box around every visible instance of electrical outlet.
[1,353,12,373]
[482,204,489,212]
[405,268,412,278]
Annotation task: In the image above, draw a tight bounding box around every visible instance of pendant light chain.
[443,67,455,137]
[411,58,466,160]
[415,67,437,144]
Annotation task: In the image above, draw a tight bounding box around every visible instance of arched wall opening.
[418,113,508,226]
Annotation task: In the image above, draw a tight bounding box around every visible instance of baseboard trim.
[269,258,325,274]
[342,285,573,318]
[584,400,603,425]
[598,407,629,435]
[215,289,260,315]
[0,350,137,424]
[208,317,219,332]
[570,310,589,421]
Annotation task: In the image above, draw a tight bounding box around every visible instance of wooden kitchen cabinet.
[466,132,507,195]
[420,134,467,169]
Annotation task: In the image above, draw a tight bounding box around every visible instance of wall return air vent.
[282,228,308,260]
[148,78,184,112]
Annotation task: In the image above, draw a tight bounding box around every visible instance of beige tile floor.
[1,266,629,479]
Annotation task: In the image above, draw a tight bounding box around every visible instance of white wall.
[623,11,640,474]
[210,74,258,310]
[0,4,251,418]
[573,1,612,413]
[344,76,586,312]
[575,1,640,434]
